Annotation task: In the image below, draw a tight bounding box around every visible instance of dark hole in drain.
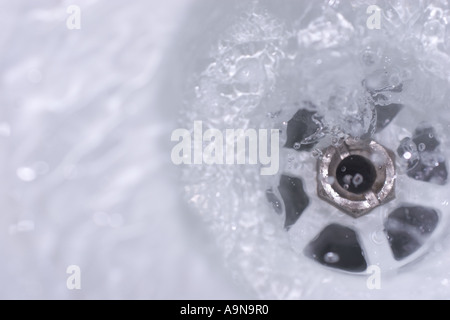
[336,155,377,194]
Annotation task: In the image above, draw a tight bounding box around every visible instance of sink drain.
[317,138,396,218]
[265,103,447,274]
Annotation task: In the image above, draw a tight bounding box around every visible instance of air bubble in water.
[343,174,352,185]
[293,142,301,150]
[352,173,364,187]
[324,252,340,264]
[17,167,36,182]
[371,230,385,245]
[421,151,443,167]
[327,176,335,184]
[418,143,426,152]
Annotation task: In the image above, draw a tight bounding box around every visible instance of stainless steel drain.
[317,138,396,218]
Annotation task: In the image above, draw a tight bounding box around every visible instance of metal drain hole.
[317,138,396,218]
[336,155,377,194]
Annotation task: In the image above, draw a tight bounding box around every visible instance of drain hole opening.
[336,155,377,194]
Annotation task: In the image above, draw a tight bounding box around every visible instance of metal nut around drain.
[317,138,396,218]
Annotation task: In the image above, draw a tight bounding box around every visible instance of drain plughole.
[317,138,396,218]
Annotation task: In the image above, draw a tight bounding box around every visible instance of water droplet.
[403,151,412,160]
[371,230,384,245]
[17,167,36,182]
[323,252,340,264]
[343,184,349,190]
[341,166,347,173]
[293,142,301,150]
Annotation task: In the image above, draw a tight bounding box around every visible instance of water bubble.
[424,19,445,38]
[17,167,36,182]
[398,138,419,163]
[403,151,412,160]
[326,176,335,184]
[323,252,340,264]
[293,142,301,150]
[343,184,349,190]
[371,230,385,245]
[352,173,364,187]
[418,143,426,152]
[370,152,385,167]
[343,174,352,185]
[341,166,347,173]
[421,151,443,167]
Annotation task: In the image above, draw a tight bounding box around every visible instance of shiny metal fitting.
[317,138,396,218]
